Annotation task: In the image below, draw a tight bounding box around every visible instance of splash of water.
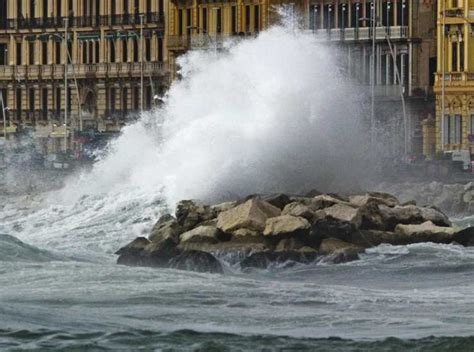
[59,22,371,207]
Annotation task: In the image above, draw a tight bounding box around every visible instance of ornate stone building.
[432,0,474,154]
[0,0,168,153]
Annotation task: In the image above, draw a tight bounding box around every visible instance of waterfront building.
[166,0,306,76]
[166,0,437,156]
[0,0,168,154]
[307,0,437,157]
[433,0,474,155]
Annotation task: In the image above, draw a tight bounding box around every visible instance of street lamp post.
[140,14,144,115]
[64,18,68,152]
[0,91,8,140]
[441,0,446,151]
[360,14,408,159]
[370,1,376,150]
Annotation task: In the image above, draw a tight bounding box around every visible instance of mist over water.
[58,21,371,207]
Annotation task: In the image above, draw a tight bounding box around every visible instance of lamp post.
[140,14,144,115]
[360,15,408,159]
[64,18,68,151]
[0,91,8,140]
[441,0,446,151]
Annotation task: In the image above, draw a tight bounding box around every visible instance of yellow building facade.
[166,0,307,75]
[434,0,474,154]
[0,0,168,153]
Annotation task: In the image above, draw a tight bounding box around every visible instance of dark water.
[1,193,474,351]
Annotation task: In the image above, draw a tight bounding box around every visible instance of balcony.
[5,13,164,30]
[310,26,409,42]
[0,62,166,81]
[434,72,474,88]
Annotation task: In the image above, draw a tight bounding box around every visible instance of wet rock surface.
[116,191,470,274]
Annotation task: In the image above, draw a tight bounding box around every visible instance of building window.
[444,114,462,144]
[231,6,237,34]
[122,40,128,62]
[145,38,151,61]
[29,42,35,65]
[338,3,348,29]
[469,114,474,136]
[29,88,35,112]
[41,88,48,120]
[95,41,99,63]
[55,87,61,113]
[351,3,361,28]
[121,88,128,114]
[133,39,138,62]
[245,6,250,32]
[110,88,116,112]
[133,87,139,110]
[202,8,207,32]
[42,42,48,64]
[216,8,222,33]
[55,42,61,64]
[157,37,163,62]
[16,88,22,119]
[30,0,35,18]
[178,9,183,36]
[16,42,22,65]
[110,41,116,62]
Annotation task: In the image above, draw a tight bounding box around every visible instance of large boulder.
[180,225,225,244]
[261,193,292,210]
[419,207,451,227]
[175,200,216,231]
[149,214,183,243]
[394,221,456,244]
[319,238,363,255]
[169,250,223,274]
[349,193,399,208]
[116,237,151,266]
[378,205,423,230]
[451,227,474,247]
[354,202,386,231]
[263,215,311,238]
[281,202,314,220]
[311,194,347,211]
[311,210,355,243]
[323,203,359,223]
[217,198,281,233]
[144,238,181,267]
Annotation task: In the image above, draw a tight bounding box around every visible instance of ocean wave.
[0,235,64,263]
[1,328,474,351]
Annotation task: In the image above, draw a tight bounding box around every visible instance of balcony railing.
[0,62,165,80]
[310,26,408,42]
[6,13,164,30]
[434,72,474,86]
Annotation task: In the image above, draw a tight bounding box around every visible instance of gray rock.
[180,225,224,244]
[217,198,281,233]
[262,193,292,210]
[282,202,314,220]
[149,214,183,244]
[169,250,223,274]
[394,221,456,244]
[116,237,151,266]
[452,227,474,247]
[144,238,181,267]
[263,215,311,238]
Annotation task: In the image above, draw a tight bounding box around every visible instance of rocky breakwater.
[115,192,474,273]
